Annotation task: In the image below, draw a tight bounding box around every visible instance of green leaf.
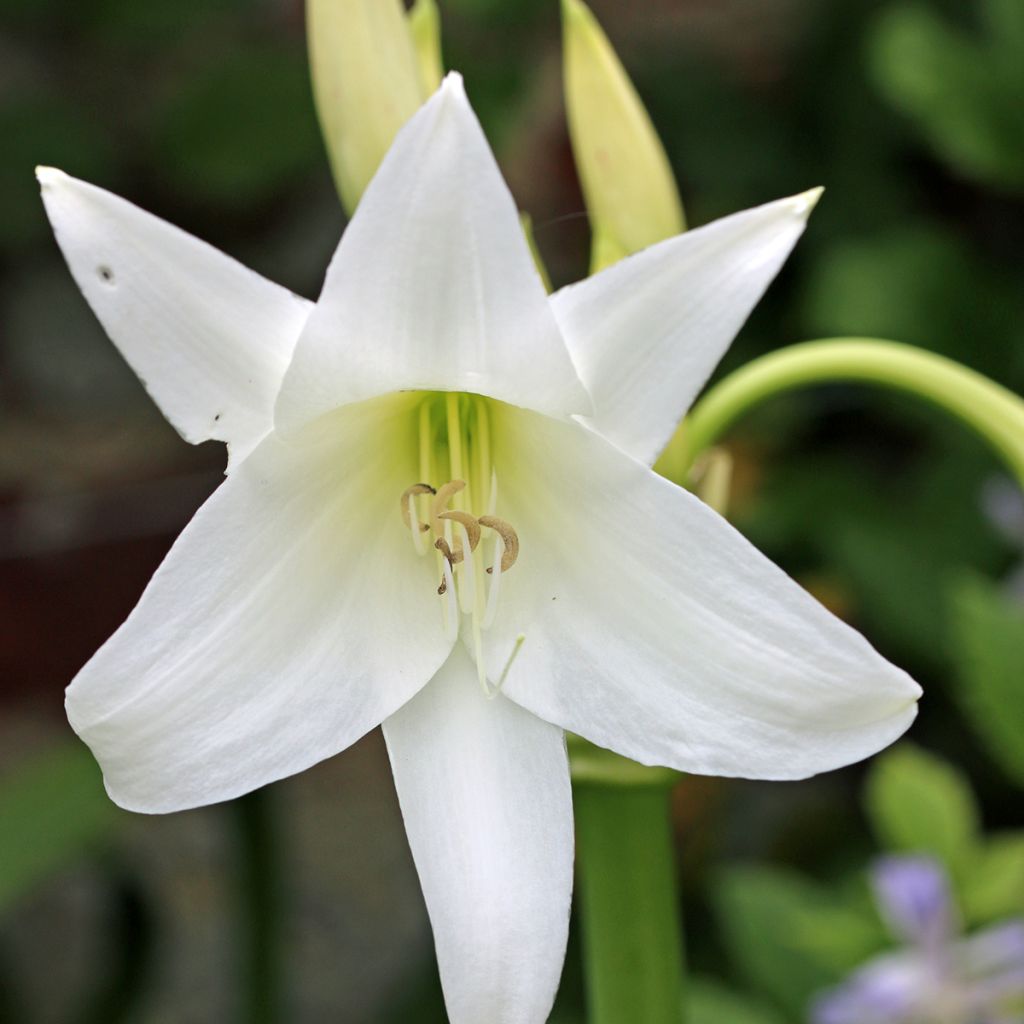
[150,48,322,208]
[868,4,1024,190]
[0,744,121,912]
[688,977,788,1024]
[712,866,883,1015]
[948,574,1024,787]
[961,831,1024,925]
[863,743,980,876]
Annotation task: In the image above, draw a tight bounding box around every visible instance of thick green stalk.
[574,780,686,1024]
[234,788,282,1024]
[673,338,1024,488]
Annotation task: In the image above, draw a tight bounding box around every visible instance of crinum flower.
[39,74,920,1024]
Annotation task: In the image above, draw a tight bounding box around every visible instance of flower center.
[398,393,522,696]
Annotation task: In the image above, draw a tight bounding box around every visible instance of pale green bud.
[408,0,445,95]
[307,0,426,214]
[562,0,685,273]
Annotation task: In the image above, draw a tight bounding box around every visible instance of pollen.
[398,392,523,696]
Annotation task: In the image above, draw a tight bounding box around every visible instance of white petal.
[275,74,588,433]
[549,190,821,464]
[38,167,312,469]
[383,646,573,1024]
[67,393,452,812]
[483,406,921,779]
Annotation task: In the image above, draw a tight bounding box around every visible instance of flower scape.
[39,75,921,1023]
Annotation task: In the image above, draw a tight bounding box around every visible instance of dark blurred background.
[1,0,1022,1021]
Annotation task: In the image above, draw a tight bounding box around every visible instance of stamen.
[482,535,504,629]
[399,483,434,532]
[398,399,517,643]
[408,496,426,555]
[488,634,526,699]
[455,522,477,615]
[441,557,459,642]
[438,511,480,552]
[431,479,466,533]
[478,516,519,573]
[488,469,498,516]
[435,536,460,568]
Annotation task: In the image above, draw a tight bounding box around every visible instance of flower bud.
[307,0,425,214]
[408,0,444,95]
[562,0,685,272]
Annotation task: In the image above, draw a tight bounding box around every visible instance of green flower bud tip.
[562,0,685,269]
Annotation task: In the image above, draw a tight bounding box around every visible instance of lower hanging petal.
[66,393,452,812]
[383,646,573,1024]
[484,406,921,780]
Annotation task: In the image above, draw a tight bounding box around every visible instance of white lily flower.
[39,73,920,1024]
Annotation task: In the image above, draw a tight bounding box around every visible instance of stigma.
[397,392,522,696]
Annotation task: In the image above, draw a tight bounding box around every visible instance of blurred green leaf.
[864,743,980,875]
[868,4,1024,190]
[688,976,788,1024]
[800,224,1024,376]
[712,866,882,1015]
[983,0,1024,56]
[85,0,247,45]
[962,831,1024,925]
[0,93,115,249]
[0,744,121,912]
[741,431,1011,670]
[948,574,1024,787]
[150,48,321,207]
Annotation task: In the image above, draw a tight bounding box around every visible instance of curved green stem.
[673,339,1024,488]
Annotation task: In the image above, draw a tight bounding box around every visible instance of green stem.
[674,338,1024,487]
[575,782,686,1024]
[234,789,282,1024]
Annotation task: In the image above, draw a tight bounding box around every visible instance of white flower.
[39,74,920,1024]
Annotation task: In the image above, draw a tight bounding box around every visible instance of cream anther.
[439,510,480,552]
[435,536,458,569]
[431,480,466,532]
[399,483,435,532]
[478,516,519,573]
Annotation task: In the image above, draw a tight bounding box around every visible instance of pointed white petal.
[483,406,920,779]
[38,167,312,468]
[67,393,452,812]
[276,74,588,433]
[549,190,821,464]
[383,646,573,1024]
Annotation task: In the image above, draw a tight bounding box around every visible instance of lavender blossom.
[811,855,1024,1024]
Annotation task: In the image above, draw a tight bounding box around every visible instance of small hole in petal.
[97,265,115,285]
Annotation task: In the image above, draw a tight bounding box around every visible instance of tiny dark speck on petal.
[97,265,115,285]
[214,413,221,422]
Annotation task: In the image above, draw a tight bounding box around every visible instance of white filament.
[441,557,459,643]
[407,494,426,556]
[482,536,505,630]
[456,523,477,615]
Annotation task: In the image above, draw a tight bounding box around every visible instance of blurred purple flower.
[811,855,1024,1024]
[982,477,1024,601]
